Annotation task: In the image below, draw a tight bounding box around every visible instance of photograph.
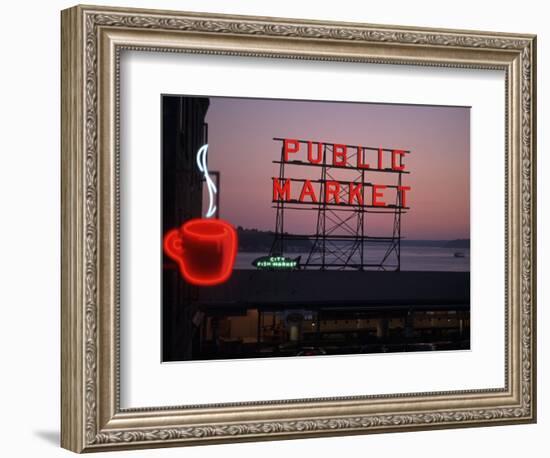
[162,95,471,362]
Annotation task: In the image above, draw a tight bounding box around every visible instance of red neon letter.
[283,139,300,162]
[325,181,341,204]
[273,178,291,201]
[397,185,411,207]
[299,180,318,203]
[348,183,363,206]
[307,141,323,164]
[357,146,370,169]
[377,147,384,170]
[333,144,347,167]
[391,149,406,171]
[372,184,387,207]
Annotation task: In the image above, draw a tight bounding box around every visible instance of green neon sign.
[252,255,300,270]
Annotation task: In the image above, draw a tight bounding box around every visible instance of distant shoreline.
[401,239,470,248]
[236,227,469,252]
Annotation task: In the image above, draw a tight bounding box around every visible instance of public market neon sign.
[272,138,411,208]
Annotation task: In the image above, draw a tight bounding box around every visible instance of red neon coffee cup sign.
[164,218,237,286]
[273,138,411,208]
[163,145,238,286]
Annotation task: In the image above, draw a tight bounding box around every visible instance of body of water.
[236,246,469,272]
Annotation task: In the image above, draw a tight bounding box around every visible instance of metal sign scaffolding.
[270,137,410,271]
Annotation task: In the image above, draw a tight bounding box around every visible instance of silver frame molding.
[61,4,536,453]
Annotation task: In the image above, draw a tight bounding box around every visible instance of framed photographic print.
[61,4,537,453]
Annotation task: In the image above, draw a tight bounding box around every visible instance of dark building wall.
[198,270,470,309]
[162,95,210,361]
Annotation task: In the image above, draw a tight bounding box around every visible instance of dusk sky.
[203,97,470,240]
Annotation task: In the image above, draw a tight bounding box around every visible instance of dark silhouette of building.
[162,95,209,361]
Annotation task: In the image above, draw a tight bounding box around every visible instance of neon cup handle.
[163,229,184,263]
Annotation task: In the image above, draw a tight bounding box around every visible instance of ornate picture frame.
[61,4,536,453]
